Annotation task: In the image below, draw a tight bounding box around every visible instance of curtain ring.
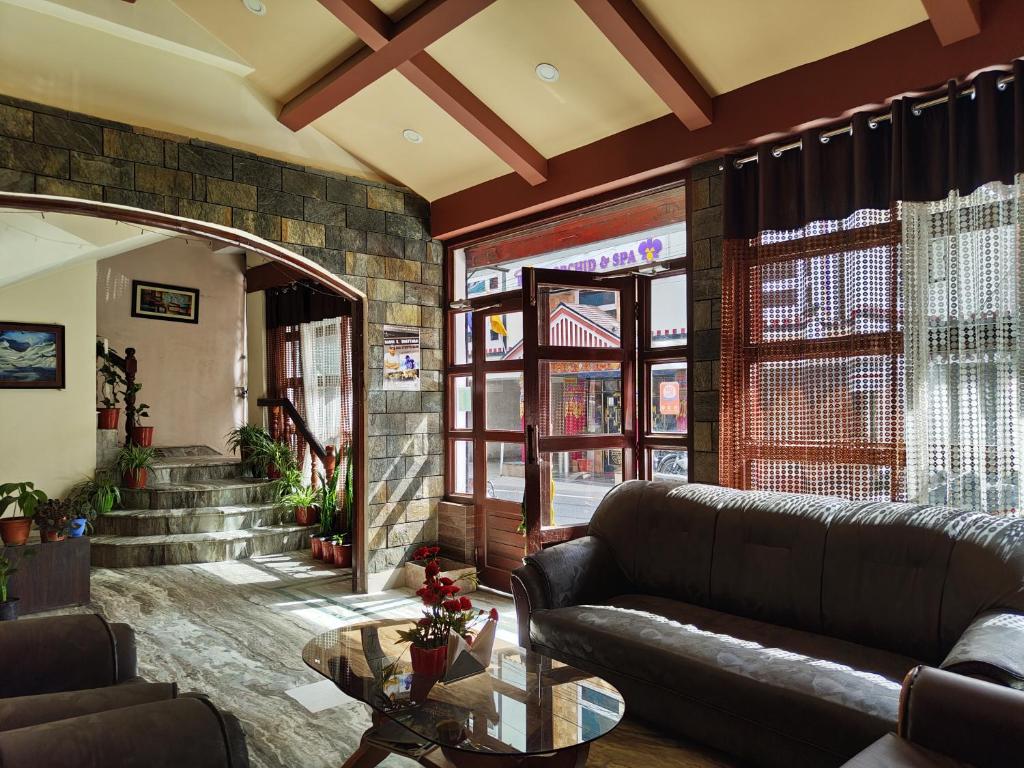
[819,134,830,144]
[867,119,878,129]
[771,148,783,158]
[911,105,923,117]
[998,80,1009,92]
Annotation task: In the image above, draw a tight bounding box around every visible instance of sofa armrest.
[0,614,137,698]
[0,681,177,732]
[899,665,1024,767]
[941,610,1024,689]
[511,536,628,648]
[0,696,250,768]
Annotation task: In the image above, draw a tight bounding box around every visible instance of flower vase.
[410,644,447,678]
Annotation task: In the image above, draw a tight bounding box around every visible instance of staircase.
[91,446,316,567]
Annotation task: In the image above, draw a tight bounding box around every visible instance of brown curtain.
[725,63,1024,239]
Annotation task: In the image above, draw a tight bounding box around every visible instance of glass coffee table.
[302,619,624,767]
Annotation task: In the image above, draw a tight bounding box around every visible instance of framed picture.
[131,280,200,324]
[0,322,65,389]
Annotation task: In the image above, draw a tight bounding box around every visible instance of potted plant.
[129,383,154,446]
[315,467,339,561]
[34,498,70,543]
[226,425,271,470]
[66,475,120,536]
[0,482,46,546]
[116,445,156,490]
[0,553,25,621]
[331,533,351,567]
[97,342,124,430]
[284,486,318,527]
[249,439,294,480]
[397,545,486,677]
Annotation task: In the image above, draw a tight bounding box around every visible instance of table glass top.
[302,620,624,756]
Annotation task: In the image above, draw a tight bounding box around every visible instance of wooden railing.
[105,346,138,447]
[257,397,335,486]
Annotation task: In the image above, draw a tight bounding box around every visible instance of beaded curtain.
[903,180,1023,514]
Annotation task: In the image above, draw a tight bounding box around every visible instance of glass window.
[650,449,688,483]
[543,449,623,528]
[487,442,526,503]
[486,372,524,431]
[650,273,688,347]
[452,440,473,495]
[544,362,622,436]
[649,361,687,434]
[485,312,523,361]
[539,286,622,348]
[452,311,472,365]
[451,375,472,429]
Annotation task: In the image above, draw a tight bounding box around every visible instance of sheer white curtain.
[903,179,1024,514]
[299,318,343,483]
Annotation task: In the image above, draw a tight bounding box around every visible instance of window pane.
[539,286,622,348]
[485,311,523,361]
[452,440,473,495]
[650,449,688,483]
[544,362,622,436]
[452,311,472,365]
[487,442,525,502]
[486,372,524,431]
[451,375,472,429]
[650,361,687,434]
[543,449,623,528]
[650,273,688,347]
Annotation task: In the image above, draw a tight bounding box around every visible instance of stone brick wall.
[0,94,443,582]
[688,161,723,484]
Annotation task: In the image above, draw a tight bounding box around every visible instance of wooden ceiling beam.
[300,0,548,186]
[430,0,1024,240]
[281,0,495,130]
[575,0,711,129]
[921,0,981,45]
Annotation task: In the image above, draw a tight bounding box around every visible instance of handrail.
[257,397,333,473]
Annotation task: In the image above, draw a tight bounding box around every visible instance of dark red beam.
[921,0,981,45]
[280,0,495,129]
[305,0,548,186]
[431,0,1024,240]
[575,0,711,129]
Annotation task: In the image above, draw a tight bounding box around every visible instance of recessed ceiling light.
[242,0,267,16]
[535,63,560,83]
[402,129,424,144]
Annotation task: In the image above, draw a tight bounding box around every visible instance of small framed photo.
[0,322,66,389]
[131,280,200,324]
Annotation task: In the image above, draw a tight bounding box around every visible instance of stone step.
[90,524,317,567]
[149,455,241,484]
[119,479,279,510]
[95,502,295,536]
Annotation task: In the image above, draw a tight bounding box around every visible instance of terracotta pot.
[42,530,66,543]
[266,464,282,480]
[333,542,352,568]
[0,517,32,546]
[310,535,323,559]
[97,407,121,430]
[131,426,154,447]
[294,506,318,526]
[410,644,447,678]
[0,599,18,622]
[321,540,336,562]
[122,468,148,489]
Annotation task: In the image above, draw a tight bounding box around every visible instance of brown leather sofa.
[842,666,1024,767]
[511,482,1024,767]
[0,614,249,767]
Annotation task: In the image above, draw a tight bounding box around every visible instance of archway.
[0,191,369,592]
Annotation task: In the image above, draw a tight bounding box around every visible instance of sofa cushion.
[839,734,964,768]
[0,681,177,732]
[821,502,970,662]
[530,594,917,760]
[709,490,852,632]
[589,481,735,605]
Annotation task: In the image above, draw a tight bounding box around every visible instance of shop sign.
[659,381,681,415]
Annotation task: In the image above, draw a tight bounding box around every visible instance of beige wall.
[0,261,97,497]
[96,239,246,453]
[244,290,266,429]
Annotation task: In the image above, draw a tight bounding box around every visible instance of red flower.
[439,577,454,586]
[440,584,460,595]
[412,546,431,561]
[442,599,462,612]
[425,561,440,577]
[418,617,432,627]
[459,596,473,610]
[488,608,499,622]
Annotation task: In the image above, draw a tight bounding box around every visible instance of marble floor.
[49,553,734,768]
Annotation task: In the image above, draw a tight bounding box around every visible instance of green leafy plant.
[331,533,349,546]
[115,444,156,474]
[0,549,35,604]
[316,467,339,537]
[275,466,304,499]
[66,475,120,532]
[127,382,150,424]
[0,482,47,519]
[34,498,71,537]
[284,485,317,508]
[96,341,125,409]
[225,424,271,457]
[248,439,296,479]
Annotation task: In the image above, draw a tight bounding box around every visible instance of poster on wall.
[131,280,200,324]
[383,325,421,391]
[0,322,65,389]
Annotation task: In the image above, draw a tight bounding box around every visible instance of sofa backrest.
[820,502,970,662]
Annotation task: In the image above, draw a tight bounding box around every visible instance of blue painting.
[0,323,65,388]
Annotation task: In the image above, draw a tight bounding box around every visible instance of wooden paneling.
[3,537,90,614]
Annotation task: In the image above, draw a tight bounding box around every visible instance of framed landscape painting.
[0,322,65,389]
[131,280,200,324]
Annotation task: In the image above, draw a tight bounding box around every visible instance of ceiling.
[0,0,932,201]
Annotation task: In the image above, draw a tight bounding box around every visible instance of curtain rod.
[728,74,1015,169]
